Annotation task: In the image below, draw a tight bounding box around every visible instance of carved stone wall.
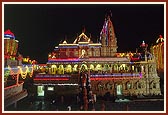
[90,60,162,96]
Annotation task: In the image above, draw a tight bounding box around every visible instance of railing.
[4,81,28,108]
[4,81,24,99]
[4,89,28,108]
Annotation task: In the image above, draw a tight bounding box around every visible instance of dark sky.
[4,3,164,63]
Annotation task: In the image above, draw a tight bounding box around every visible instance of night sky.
[4,3,164,63]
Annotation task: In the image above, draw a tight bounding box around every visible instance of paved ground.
[4,95,164,111]
[4,72,164,112]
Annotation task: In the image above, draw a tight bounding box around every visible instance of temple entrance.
[116,84,123,96]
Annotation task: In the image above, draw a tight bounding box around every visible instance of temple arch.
[65,64,72,73]
[95,64,102,73]
[57,64,64,74]
[73,64,78,73]
[89,64,95,71]
[80,64,88,72]
[51,64,57,74]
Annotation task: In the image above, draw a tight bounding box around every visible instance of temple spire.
[105,10,112,20]
[82,25,86,33]
[100,12,118,57]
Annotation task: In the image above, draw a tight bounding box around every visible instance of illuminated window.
[116,84,122,95]
[48,87,54,91]
[37,86,44,96]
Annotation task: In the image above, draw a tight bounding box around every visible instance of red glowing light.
[34,77,70,81]
[159,35,163,38]
[90,77,140,81]
[4,29,15,37]
[131,57,140,61]
[4,81,24,90]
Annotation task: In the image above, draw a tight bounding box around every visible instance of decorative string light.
[28,65,34,77]
[34,77,69,81]
[19,66,28,79]
[6,65,34,79]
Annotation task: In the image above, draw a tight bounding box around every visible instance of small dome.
[156,35,164,44]
[4,29,15,39]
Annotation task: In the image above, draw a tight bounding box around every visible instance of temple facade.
[34,15,162,98]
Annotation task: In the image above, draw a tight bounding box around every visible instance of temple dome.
[156,35,164,44]
[4,29,15,39]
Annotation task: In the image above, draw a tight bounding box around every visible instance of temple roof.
[73,32,92,44]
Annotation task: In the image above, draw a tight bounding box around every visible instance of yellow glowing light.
[23,58,29,62]
[19,66,29,79]
[8,65,34,79]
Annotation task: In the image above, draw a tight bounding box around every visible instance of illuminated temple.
[4,30,33,108]
[34,15,162,98]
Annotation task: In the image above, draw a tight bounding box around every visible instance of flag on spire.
[82,25,86,33]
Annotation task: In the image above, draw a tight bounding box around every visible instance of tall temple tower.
[100,15,118,57]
